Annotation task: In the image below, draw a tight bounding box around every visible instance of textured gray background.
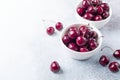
[0,0,120,80]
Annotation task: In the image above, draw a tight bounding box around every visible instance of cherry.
[86,6,96,14]
[68,42,78,51]
[101,3,109,11]
[79,25,90,36]
[99,55,110,66]
[77,7,85,16]
[80,47,89,52]
[46,27,55,35]
[62,35,71,45]
[68,30,78,39]
[89,40,97,50]
[90,31,98,39]
[102,11,109,19]
[83,13,94,20]
[108,62,120,72]
[90,0,102,6]
[94,15,102,21]
[82,0,90,8]
[69,26,78,31]
[50,61,60,73]
[113,50,120,59]
[76,36,87,46]
[55,22,63,31]
[96,6,103,15]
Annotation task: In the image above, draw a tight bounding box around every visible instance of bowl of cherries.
[61,23,102,60]
[76,0,112,29]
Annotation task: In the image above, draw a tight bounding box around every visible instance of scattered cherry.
[108,62,120,72]
[113,50,120,59]
[46,27,55,35]
[99,55,110,66]
[50,61,60,73]
[55,22,63,31]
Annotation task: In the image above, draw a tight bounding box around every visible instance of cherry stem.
[101,46,114,52]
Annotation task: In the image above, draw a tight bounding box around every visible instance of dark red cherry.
[82,0,90,8]
[113,50,120,59]
[94,15,102,21]
[90,0,102,6]
[50,61,60,73]
[76,36,87,46]
[83,13,94,20]
[68,30,78,39]
[77,7,85,16]
[55,22,63,30]
[101,3,109,11]
[96,6,103,14]
[86,6,96,14]
[102,11,109,19]
[69,26,78,31]
[46,27,55,35]
[68,42,78,51]
[89,40,98,50]
[62,35,71,45]
[99,55,110,66]
[79,25,90,36]
[90,31,98,39]
[108,62,120,72]
[80,47,89,52]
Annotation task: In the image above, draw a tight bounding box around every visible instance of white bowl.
[75,2,112,29]
[60,24,103,60]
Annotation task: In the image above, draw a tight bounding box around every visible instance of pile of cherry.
[46,22,120,73]
[76,0,109,21]
[62,25,98,52]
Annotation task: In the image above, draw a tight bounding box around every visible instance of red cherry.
[83,13,94,20]
[55,22,63,31]
[46,27,55,35]
[96,6,103,14]
[62,35,71,45]
[94,15,102,21]
[80,47,89,52]
[50,61,60,73]
[68,30,78,39]
[102,11,109,19]
[86,6,96,14]
[101,3,109,11]
[76,36,87,46]
[113,50,120,59]
[77,7,85,16]
[99,55,110,66]
[90,0,102,6]
[69,26,78,31]
[89,40,98,50]
[82,0,90,8]
[108,62,120,72]
[68,42,78,51]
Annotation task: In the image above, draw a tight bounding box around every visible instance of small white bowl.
[75,2,112,29]
[60,24,103,60]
